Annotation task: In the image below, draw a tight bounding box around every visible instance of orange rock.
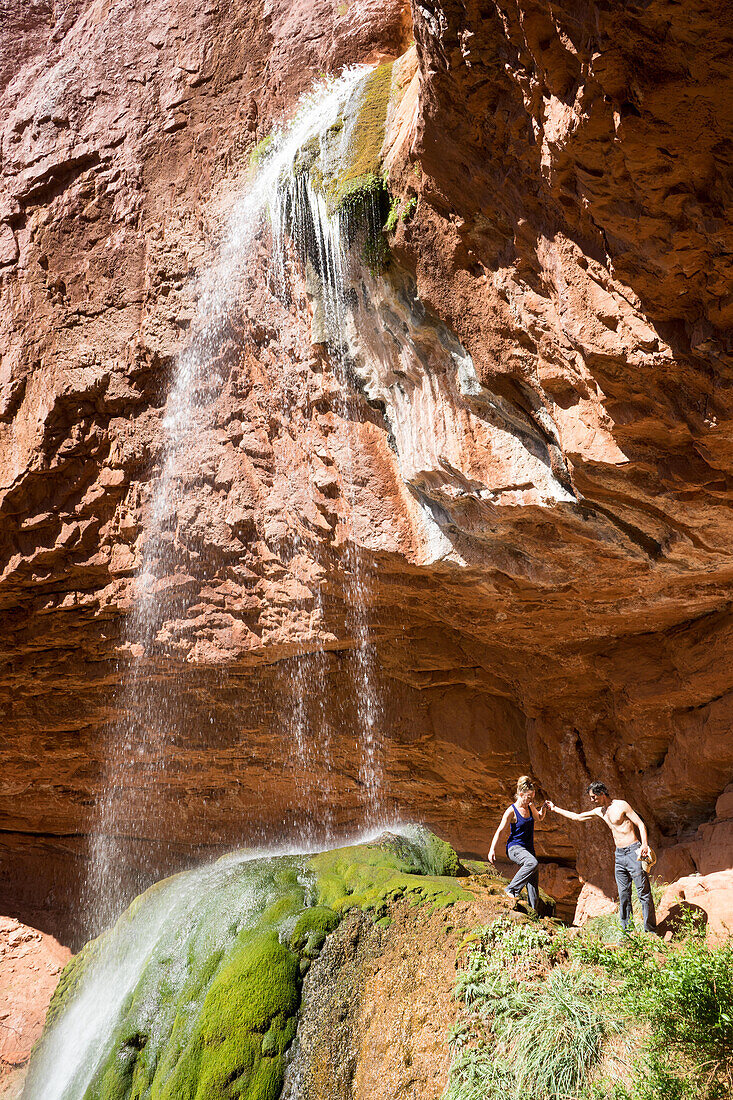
[0,917,71,1096]
[657,871,733,944]
[0,0,732,952]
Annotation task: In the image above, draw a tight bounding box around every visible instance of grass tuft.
[446,919,626,1100]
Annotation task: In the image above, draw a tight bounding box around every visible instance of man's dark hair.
[587,781,610,797]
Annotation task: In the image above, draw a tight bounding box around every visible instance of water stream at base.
[88,66,389,934]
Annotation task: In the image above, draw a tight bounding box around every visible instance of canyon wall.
[1,0,731,943]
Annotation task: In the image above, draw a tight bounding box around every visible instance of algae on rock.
[312,60,393,217]
[24,829,469,1100]
[276,61,395,294]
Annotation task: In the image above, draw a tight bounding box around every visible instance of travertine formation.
[1,0,731,943]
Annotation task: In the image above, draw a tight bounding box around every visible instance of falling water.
[24,846,310,1100]
[23,826,441,1100]
[267,106,390,813]
[88,66,389,933]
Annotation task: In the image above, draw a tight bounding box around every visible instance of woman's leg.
[507,845,539,905]
[525,860,540,911]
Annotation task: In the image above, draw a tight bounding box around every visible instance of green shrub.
[577,925,733,1100]
[446,918,623,1100]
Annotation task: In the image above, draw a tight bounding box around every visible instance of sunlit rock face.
[0,916,71,1095]
[1,0,732,943]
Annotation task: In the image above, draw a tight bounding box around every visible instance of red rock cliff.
[0,0,731,941]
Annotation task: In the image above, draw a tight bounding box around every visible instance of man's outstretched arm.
[546,802,599,822]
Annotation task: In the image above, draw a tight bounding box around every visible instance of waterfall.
[87,65,390,935]
[24,846,313,1100]
[24,827,456,1100]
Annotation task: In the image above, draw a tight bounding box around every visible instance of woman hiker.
[488,775,547,910]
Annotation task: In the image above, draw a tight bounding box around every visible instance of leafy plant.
[446,918,624,1100]
[401,196,417,222]
[576,926,733,1100]
[384,194,417,234]
[384,195,401,234]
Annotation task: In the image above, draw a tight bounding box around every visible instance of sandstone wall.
[1,0,731,940]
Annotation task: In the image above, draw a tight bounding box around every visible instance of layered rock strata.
[0,0,732,941]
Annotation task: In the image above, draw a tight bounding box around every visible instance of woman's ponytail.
[515,775,535,797]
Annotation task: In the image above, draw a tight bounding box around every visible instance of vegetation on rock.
[25,829,469,1100]
[249,133,275,169]
[311,828,470,922]
[445,913,733,1100]
[326,61,393,217]
[282,61,395,281]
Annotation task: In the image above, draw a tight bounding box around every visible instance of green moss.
[44,938,99,1028]
[310,831,469,919]
[249,133,274,169]
[150,931,299,1100]
[277,61,398,282]
[326,61,393,215]
[293,134,320,178]
[29,830,467,1100]
[290,906,339,955]
[378,827,462,878]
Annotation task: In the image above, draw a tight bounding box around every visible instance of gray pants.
[615,842,656,933]
[507,845,539,911]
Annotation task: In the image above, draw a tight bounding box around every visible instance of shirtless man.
[547,781,657,933]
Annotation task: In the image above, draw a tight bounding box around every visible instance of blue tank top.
[506,803,535,854]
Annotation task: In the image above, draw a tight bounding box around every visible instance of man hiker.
[547,781,657,933]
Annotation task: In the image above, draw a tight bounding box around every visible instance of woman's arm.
[488,807,513,864]
[533,798,547,821]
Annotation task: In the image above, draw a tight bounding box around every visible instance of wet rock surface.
[284,894,502,1100]
[282,911,383,1100]
[0,0,732,943]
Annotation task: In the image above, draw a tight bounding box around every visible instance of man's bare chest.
[602,804,629,829]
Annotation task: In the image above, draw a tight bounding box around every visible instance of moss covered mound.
[311,828,470,926]
[25,829,469,1100]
